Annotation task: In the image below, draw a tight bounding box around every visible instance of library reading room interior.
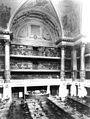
[0,0,90,119]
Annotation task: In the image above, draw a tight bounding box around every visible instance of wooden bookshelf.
[0,54,5,57]
[85,54,90,57]
[10,54,60,60]
[0,69,4,72]
[11,69,60,72]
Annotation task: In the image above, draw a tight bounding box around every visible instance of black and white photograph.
[0,0,90,119]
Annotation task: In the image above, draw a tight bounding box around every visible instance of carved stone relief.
[42,27,52,41]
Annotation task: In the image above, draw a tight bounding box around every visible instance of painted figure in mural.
[0,4,11,29]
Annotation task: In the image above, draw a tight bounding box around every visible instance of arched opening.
[9,0,62,44]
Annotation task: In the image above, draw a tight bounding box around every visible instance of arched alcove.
[9,0,62,46]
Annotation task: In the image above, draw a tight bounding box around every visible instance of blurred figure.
[59,82,68,101]
[70,82,76,97]
[78,83,87,98]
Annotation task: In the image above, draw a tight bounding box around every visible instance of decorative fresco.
[62,11,80,37]
[0,0,81,38]
[35,0,48,7]
[61,0,80,37]
[0,3,11,29]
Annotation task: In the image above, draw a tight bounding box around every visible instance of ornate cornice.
[56,34,82,45]
[0,30,11,35]
[0,30,12,43]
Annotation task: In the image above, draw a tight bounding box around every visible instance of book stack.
[11,44,33,55]
[0,64,4,70]
[85,58,90,69]
[33,47,38,56]
[65,61,71,70]
[11,73,60,79]
[65,48,71,58]
[52,74,60,79]
[65,72,71,78]
[38,62,50,70]
[45,48,60,57]
[10,61,19,69]
[10,45,18,55]
[0,58,4,69]
[0,42,4,54]
[38,61,60,70]
[10,60,33,69]
[11,74,33,79]
[25,46,33,55]
[38,47,45,56]
[85,44,90,54]
[33,62,38,69]
[50,62,60,70]
[37,47,60,57]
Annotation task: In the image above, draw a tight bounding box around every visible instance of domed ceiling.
[0,0,81,41]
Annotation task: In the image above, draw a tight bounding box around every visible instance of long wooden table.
[48,96,90,119]
[67,96,90,116]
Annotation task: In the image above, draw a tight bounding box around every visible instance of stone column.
[72,47,77,81]
[3,34,11,101]
[4,35,10,82]
[60,46,65,81]
[80,43,85,81]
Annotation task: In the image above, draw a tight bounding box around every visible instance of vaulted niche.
[10,0,62,47]
[11,17,56,47]
[16,21,52,41]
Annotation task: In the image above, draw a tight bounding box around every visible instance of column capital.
[80,42,86,48]
[61,45,66,49]
[4,37,10,44]
[80,35,87,44]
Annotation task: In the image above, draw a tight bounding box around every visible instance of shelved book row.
[0,64,4,70]
[85,65,90,70]
[10,60,60,70]
[65,48,71,58]
[0,58,4,70]
[10,44,60,57]
[85,44,90,54]
[11,73,60,79]
[0,42,4,54]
